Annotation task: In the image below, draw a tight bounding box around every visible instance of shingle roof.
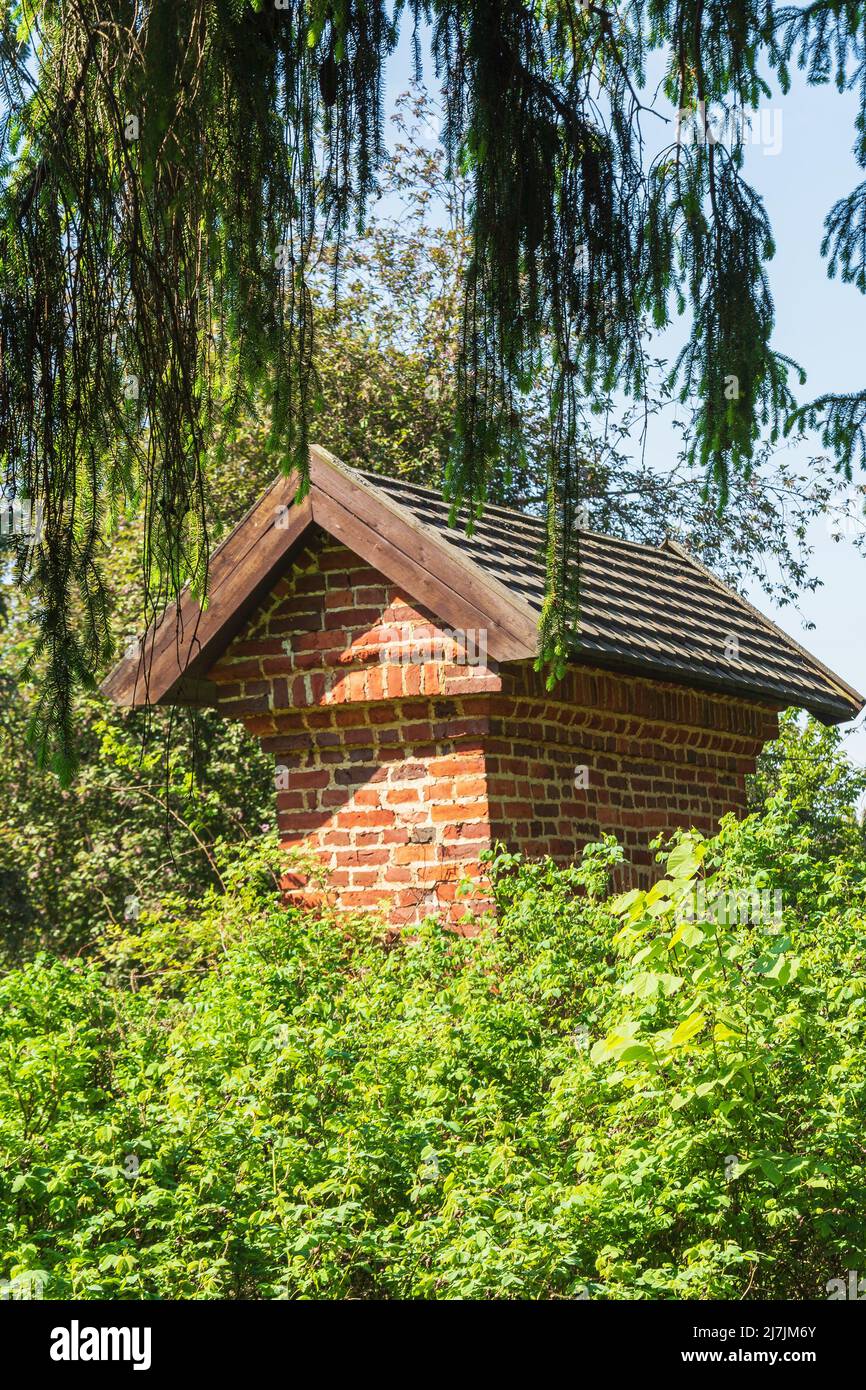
[362,470,863,725]
[101,445,863,723]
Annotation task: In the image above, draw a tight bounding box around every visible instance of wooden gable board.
[101,446,540,708]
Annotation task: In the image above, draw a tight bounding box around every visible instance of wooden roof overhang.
[101,444,864,726]
[101,445,541,709]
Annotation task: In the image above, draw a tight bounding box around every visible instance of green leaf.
[610,889,642,917]
[671,1013,707,1047]
[669,920,704,950]
[625,972,661,999]
[667,841,705,879]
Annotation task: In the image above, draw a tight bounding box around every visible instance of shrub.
[2,792,865,1300]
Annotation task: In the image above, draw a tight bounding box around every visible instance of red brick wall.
[208,529,499,925]
[487,667,778,877]
[206,527,780,923]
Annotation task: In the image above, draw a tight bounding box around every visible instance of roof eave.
[659,538,864,722]
[561,644,860,726]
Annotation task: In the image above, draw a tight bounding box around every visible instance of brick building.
[103,446,863,924]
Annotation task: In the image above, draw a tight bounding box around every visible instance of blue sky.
[383,29,866,766]
[732,73,866,767]
[634,59,866,766]
[651,66,866,767]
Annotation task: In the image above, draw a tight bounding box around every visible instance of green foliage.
[308,96,862,622]
[2,757,865,1300]
[0,687,273,964]
[749,709,866,856]
[0,552,273,962]
[4,2,866,755]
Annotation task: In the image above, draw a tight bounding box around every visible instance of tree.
[1,103,859,962]
[306,95,866,612]
[2,3,865,771]
[749,708,866,857]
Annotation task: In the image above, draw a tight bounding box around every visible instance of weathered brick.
[206,528,778,927]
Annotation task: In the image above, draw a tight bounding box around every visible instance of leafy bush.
[2,770,865,1300]
[747,708,866,856]
[0,687,273,963]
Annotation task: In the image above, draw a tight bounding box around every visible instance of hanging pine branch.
[0,0,865,774]
[1,0,396,777]
[772,1,866,471]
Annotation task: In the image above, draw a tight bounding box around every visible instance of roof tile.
[362,470,863,724]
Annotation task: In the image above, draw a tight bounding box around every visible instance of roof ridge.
[311,447,541,646]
